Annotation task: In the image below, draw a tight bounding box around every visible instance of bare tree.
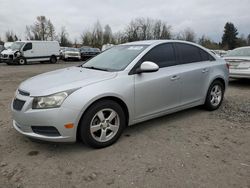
[177,28,196,42]
[103,24,112,44]
[199,35,220,49]
[92,21,103,48]
[247,34,250,45]
[26,16,56,41]
[5,31,18,42]
[124,18,172,42]
[0,36,4,45]
[58,27,71,47]
[47,20,56,41]
[81,31,92,46]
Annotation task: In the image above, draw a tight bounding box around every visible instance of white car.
[62,48,81,61]
[0,41,60,65]
[224,46,250,78]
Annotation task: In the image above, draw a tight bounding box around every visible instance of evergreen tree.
[221,22,238,50]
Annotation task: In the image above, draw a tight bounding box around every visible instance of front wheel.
[204,80,225,111]
[18,57,26,65]
[79,100,126,148]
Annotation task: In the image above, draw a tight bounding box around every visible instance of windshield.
[225,48,250,57]
[11,42,25,51]
[82,45,148,71]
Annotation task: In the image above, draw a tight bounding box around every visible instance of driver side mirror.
[136,61,159,74]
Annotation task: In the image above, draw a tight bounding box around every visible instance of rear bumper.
[229,69,250,78]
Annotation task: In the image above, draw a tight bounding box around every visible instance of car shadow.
[229,78,250,87]
[24,106,203,152]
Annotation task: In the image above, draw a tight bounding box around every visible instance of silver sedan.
[224,46,250,78]
[11,40,229,148]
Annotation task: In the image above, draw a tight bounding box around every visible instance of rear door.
[174,43,214,105]
[134,43,182,120]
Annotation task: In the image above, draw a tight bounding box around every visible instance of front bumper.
[229,69,250,78]
[0,58,16,64]
[11,91,80,142]
[64,55,81,60]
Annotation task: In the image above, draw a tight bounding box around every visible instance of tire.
[204,80,225,111]
[18,57,26,65]
[50,56,57,64]
[79,100,126,148]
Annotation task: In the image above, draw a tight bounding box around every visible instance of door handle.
[171,75,180,81]
[202,68,209,73]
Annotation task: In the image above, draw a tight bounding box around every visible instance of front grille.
[18,89,30,96]
[68,53,78,56]
[31,126,61,137]
[13,98,25,111]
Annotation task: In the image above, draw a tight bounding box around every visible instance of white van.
[0,41,60,65]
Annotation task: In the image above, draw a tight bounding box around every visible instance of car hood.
[19,66,117,96]
[1,49,17,55]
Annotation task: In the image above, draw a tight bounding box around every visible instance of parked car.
[62,48,81,61]
[80,47,100,60]
[11,40,229,148]
[0,41,60,65]
[102,44,115,51]
[224,46,250,78]
[213,50,228,57]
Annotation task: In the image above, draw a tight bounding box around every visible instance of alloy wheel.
[90,108,120,142]
[210,85,222,106]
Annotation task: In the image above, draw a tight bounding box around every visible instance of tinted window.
[200,49,215,61]
[175,43,201,64]
[141,43,176,68]
[23,43,32,51]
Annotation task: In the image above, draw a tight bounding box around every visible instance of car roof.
[122,40,201,46]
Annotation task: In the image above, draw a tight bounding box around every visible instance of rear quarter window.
[200,49,215,61]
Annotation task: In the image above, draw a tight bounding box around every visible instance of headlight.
[32,89,77,109]
[16,52,21,57]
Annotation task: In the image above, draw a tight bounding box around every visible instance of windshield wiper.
[83,66,109,72]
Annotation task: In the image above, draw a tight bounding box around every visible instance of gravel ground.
[0,61,249,188]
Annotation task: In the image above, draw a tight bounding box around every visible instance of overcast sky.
[0,0,249,43]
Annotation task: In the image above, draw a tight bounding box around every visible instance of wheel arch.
[210,77,226,89]
[76,96,130,140]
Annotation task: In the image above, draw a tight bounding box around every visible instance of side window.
[175,43,201,64]
[141,43,176,68]
[200,49,215,61]
[23,43,32,51]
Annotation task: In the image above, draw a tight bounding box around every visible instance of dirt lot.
[0,61,249,188]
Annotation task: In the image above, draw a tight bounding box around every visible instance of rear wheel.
[79,100,126,148]
[204,80,224,111]
[50,56,57,64]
